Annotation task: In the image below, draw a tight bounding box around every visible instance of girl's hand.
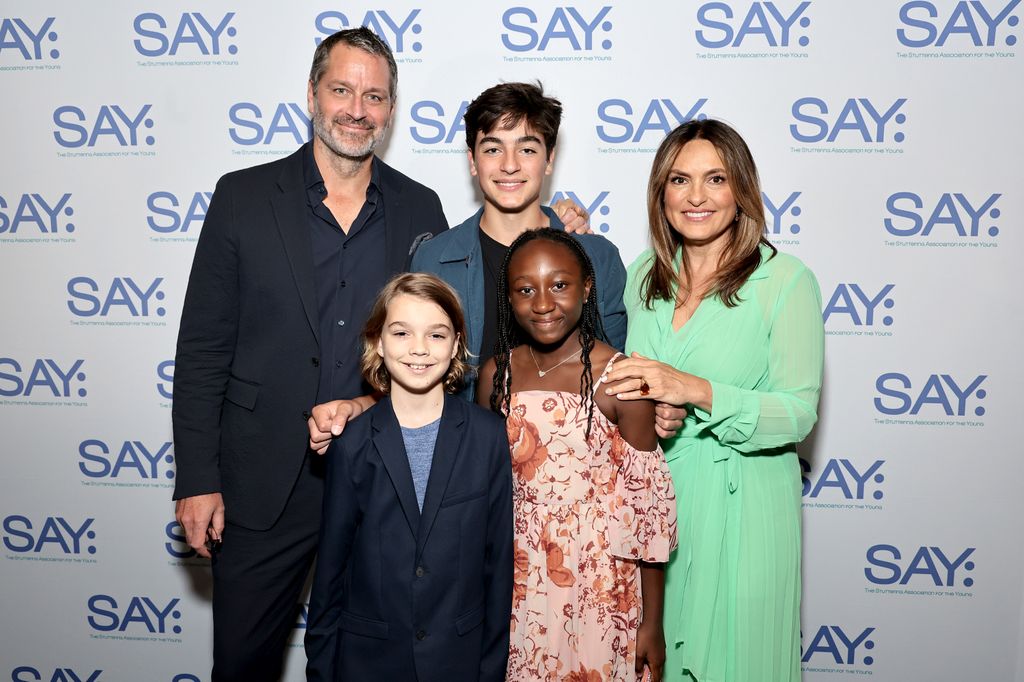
[605,352,712,413]
[635,618,666,682]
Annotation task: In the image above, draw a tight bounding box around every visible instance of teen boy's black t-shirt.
[478,230,509,366]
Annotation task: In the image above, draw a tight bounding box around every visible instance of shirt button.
[335,360,343,368]
[311,357,320,367]
[415,566,425,578]
[416,630,426,641]
[337,320,345,327]
[317,186,326,195]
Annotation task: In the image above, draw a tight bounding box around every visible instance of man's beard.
[312,105,389,161]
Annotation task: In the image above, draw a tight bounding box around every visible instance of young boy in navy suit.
[305,273,513,682]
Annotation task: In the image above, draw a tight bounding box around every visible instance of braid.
[491,241,520,417]
[488,228,605,440]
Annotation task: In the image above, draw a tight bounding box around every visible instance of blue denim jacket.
[410,206,627,400]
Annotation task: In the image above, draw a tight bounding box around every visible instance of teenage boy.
[411,82,627,399]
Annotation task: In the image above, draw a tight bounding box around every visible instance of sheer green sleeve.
[693,265,824,454]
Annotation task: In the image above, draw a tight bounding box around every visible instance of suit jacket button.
[416,629,426,641]
[302,410,311,420]
[311,357,320,367]
[415,566,425,577]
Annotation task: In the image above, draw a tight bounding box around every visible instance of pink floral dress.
[505,354,678,681]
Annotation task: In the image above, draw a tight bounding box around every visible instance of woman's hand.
[635,617,666,681]
[604,352,712,413]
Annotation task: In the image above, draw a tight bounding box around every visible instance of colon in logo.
[874,373,987,416]
[133,12,238,56]
[695,1,812,48]
[66,276,167,318]
[823,284,895,327]
[897,0,1020,48]
[802,625,876,666]
[790,98,907,144]
[865,545,976,587]
[885,192,1001,238]
[3,515,96,555]
[596,98,708,144]
[87,595,183,634]
[501,6,614,52]
[0,17,60,61]
[315,9,424,53]
[0,193,75,235]
[549,191,612,232]
[763,191,802,236]
[801,458,885,500]
[0,358,86,398]
[53,105,155,148]
[79,439,174,481]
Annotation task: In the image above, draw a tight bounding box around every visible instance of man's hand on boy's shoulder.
[307,396,377,454]
[551,198,591,234]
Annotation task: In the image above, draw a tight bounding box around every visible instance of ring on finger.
[639,378,650,396]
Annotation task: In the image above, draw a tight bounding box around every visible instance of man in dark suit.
[171,28,447,681]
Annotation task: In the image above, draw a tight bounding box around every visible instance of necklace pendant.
[537,370,546,378]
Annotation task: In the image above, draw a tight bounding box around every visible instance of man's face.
[468,118,554,215]
[307,44,394,161]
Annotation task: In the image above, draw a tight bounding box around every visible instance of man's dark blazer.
[171,145,448,529]
[305,394,513,682]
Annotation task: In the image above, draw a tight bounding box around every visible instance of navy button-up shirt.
[303,143,386,403]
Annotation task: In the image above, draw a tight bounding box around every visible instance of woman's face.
[662,139,738,251]
[507,239,591,349]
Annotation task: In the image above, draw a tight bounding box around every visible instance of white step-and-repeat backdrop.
[2,1,1021,680]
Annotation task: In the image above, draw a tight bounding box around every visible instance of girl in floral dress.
[476,228,677,682]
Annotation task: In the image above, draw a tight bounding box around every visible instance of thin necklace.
[528,346,579,378]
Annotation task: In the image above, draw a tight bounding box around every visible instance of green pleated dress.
[624,246,824,682]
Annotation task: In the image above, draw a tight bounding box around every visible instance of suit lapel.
[377,158,414,276]
[415,395,465,559]
[271,149,319,345]
[371,398,420,536]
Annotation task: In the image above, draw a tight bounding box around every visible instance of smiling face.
[469,117,554,215]
[376,294,458,399]
[662,139,738,252]
[308,44,394,161]
[507,238,591,349]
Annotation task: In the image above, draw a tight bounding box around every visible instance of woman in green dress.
[604,119,824,682]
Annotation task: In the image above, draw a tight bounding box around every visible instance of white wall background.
[1,1,1021,680]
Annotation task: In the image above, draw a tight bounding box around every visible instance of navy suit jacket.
[305,394,513,682]
[171,145,448,529]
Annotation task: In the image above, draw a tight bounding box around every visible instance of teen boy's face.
[469,118,554,214]
[377,294,458,398]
